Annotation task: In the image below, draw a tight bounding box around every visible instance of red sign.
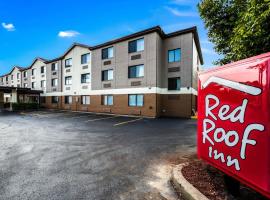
[198,52,270,198]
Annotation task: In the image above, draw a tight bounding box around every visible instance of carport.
[0,86,43,111]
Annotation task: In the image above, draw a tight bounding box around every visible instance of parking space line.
[85,116,119,122]
[70,115,91,119]
[113,118,143,127]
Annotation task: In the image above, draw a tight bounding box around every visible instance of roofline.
[89,26,204,64]
[0,25,204,77]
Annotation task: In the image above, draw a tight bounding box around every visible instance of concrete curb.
[170,163,209,200]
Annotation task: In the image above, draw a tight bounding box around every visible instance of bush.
[12,103,39,111]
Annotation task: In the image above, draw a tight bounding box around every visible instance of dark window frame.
[128,38,144,53]
[102,69,113,81]
[65,58,72,68]
[102,46,114,60]
[81,73,90,84]
[81,53,90,64]
[65,76,72,85]
[41,66,45,74]
[128,64,144,79]
[168,48,181,63]
[64,96,72,104]
[128,94,144,107]
[168,77,181,91]
[51,63,58,71]
[51,96,59,104]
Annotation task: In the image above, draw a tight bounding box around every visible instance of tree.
[198,0,270,65]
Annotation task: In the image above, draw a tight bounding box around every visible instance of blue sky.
[0,0,220,75]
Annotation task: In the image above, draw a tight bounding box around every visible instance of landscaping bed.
[181,159,268,200]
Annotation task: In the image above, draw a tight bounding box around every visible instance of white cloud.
[1,22,15,31]
[202,48,218,55]
[58,30,80,38]
[165,6,197,17]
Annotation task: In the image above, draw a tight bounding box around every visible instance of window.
[41,66,45,74]
[41,80,46,88]
[128,65,144,78]
[52,78,58,87]
[65,96,72,104]
[65,58,72,68]
[168,49,181,63]
[81,53,90,64]
[102,47,114,59]
[129,94,144,107]
[32,68,36,76]
[17,73,20,79]
[65,76,72,85]
[102,95,113,106]
[168,77,181,90]
[81,96,90,105]
[24,83,28,88]
[52,96,59,104]
[81,73,90,83]
[17,84,20,88]
[52,63,58,71]
[11,75,13,80]
[102,69,113,81]
[32,82,36,89]
[6,76,8,81]
[128,38,144,53]
[23,71,27,77]
[40,97,46,104]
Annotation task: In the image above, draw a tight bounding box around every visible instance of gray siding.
[163,32,193,88]
[91,32,158,90]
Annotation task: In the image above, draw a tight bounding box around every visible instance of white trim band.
[41,87,197,96]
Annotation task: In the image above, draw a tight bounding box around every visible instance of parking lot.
[0,110,197,200]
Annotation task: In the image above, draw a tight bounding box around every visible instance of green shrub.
[11,103,39,111]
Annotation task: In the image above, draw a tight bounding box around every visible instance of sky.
[0,0,221,75]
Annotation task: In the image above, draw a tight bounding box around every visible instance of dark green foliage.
[198,0,270,65]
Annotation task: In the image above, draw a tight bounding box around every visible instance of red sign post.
[198,52,270,198]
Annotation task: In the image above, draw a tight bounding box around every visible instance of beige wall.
[30,59,47,90]
[62,46,91,95]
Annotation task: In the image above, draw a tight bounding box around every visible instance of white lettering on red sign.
[203,94,264,171]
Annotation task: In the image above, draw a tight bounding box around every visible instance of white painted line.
[70,115,91,119]
[86,116,119,122]
[113,118,143,127]
[202,76,262,96]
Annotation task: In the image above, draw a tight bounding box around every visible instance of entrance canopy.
[0,86,43,94]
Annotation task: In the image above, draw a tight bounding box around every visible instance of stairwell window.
[128,65,144,78]
[65,96,72,104]
[129,94,144,107]
[168,77,181,90]
[168,48,181,63]
[128,38,144,53]
[102,95,113,106]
